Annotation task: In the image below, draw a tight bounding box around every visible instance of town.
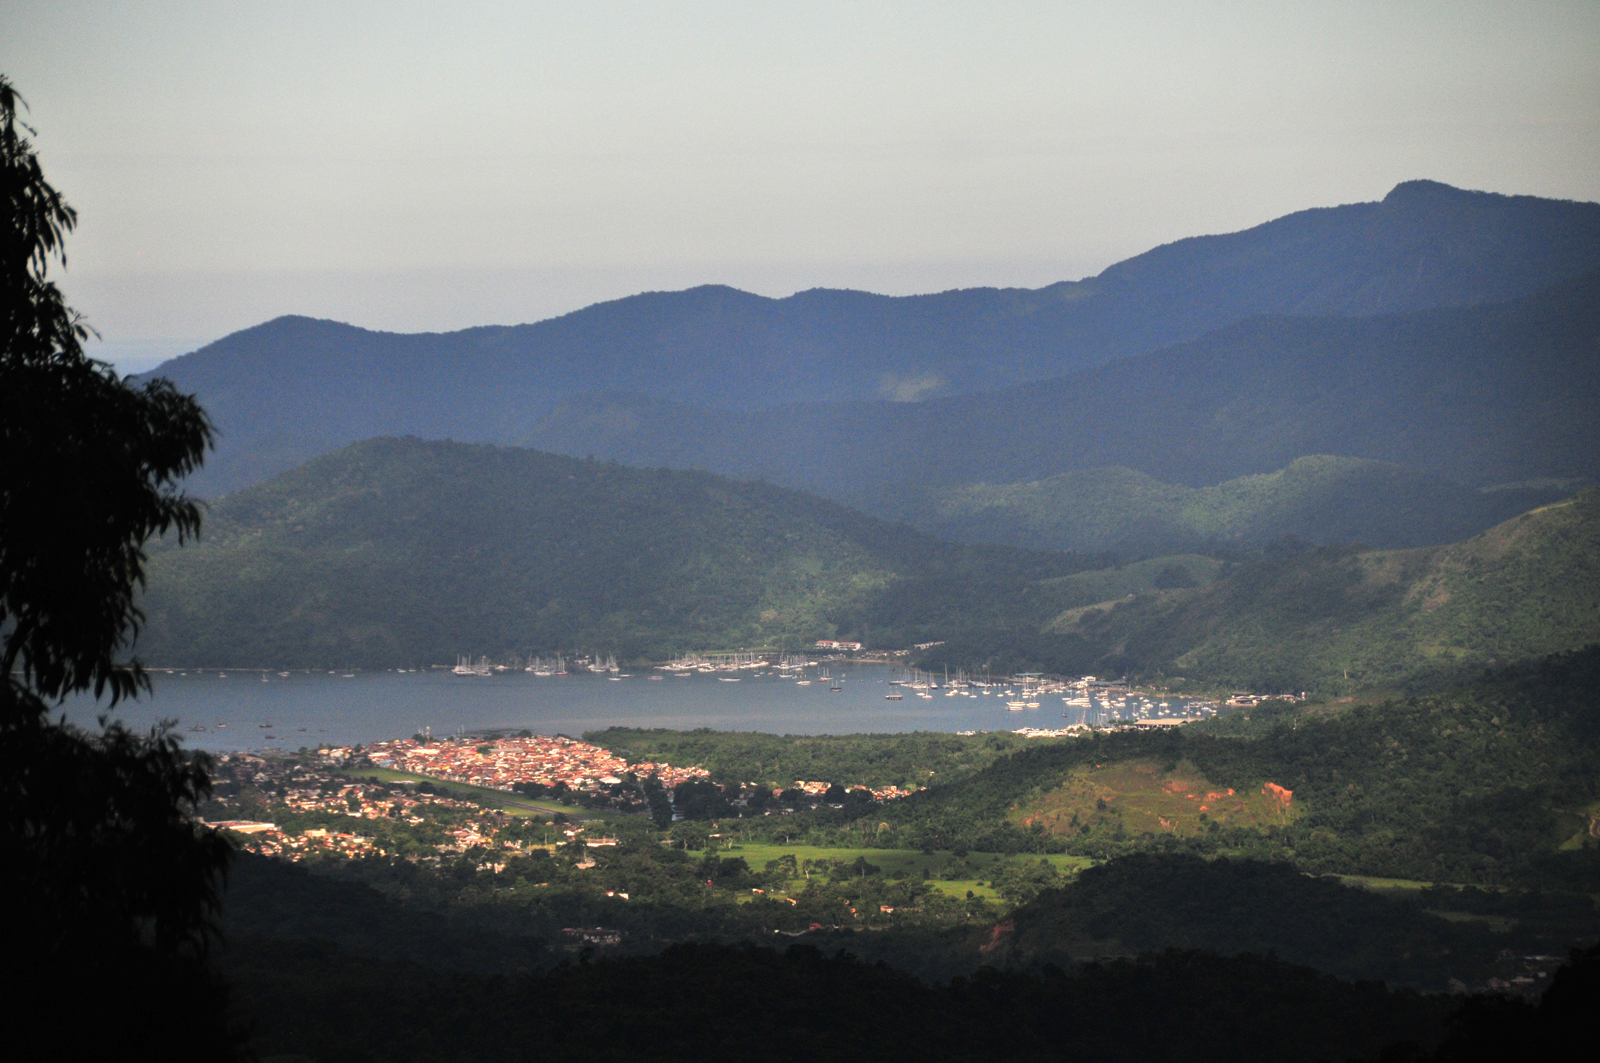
[354,733,712,792]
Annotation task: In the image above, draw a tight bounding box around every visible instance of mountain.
[884,456,1569,554]
[133,437,1104,668]
[526,270,1600,504]
[925,489,1600,692]
[145,181,1600,496]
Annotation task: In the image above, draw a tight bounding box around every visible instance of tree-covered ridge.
[134,436,1104,667]
[1042,490,1600,692]
[228,935,1454,1063]
[997,854,1524,987]
[586,728,1036,791]
[897,455,1569,554]
[522,271,1600,513]
[870,649,1600,886]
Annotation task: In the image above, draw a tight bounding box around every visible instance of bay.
[66,667,1198,752]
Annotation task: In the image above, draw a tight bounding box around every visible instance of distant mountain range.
[526,271,1600,512]
[145,181,1600,501]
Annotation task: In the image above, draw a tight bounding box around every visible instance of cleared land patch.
[1011,758,1299,838]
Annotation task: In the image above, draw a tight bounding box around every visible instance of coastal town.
[203,730,925,864]
[354,733,713,792]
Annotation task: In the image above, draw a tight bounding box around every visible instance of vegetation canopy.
[0,74,236,1059]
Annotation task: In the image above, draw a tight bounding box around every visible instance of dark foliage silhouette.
[0,74,239,1059]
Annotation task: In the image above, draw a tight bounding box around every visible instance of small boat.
[649,675,664,681]
[718,677,740,683]
[1007,701,1026,711]
[796,680,811,686]
[885,693,903,700]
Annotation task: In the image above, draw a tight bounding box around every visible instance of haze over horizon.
[4,1,1598,372]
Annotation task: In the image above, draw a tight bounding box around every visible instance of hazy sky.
[5,1,1598,371]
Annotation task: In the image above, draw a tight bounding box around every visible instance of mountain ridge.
[133,437,1105,668]
[890,455,1573,554]
[1006,489,1600,692]
[524,270,1600,499]
[141,181,1600,497]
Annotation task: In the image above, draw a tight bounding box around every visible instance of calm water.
[66,667,1171,752]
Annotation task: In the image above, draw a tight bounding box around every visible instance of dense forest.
[588,728,1035,791]
[134,437,1106,667]
[891,455,1567,554]
[134,438,1596,691]
[226,936,1460,1063]
[918,490,1600,691]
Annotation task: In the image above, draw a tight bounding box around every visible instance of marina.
[75,660,1217,753]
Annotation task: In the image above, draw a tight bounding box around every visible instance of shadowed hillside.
[886,456,1570,554]
[525,270,1600,505]
[913,490,1600,690]
[1045,491,1600,692]
[133,437,1105,668]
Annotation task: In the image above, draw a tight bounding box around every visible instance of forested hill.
[526,269,1600,503]
[146,181,1600,496]
[926,490,1600,693]
[882,455,1569,555]
[877,647,1600,887]
[133,438,1105,668]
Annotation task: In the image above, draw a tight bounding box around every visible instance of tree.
[0,75,238,1059]
[644,772,673,828]
[673,777,732,821]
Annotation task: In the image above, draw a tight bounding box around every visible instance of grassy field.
[336,765,581,819]
[727,842,1094,901]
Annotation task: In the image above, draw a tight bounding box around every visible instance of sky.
[5,1,1598,372]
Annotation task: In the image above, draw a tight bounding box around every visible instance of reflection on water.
[69,667,1209,750]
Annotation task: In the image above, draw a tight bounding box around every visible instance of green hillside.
[1069,491,1600,692]
[918,490,1599,692]
[134,437,1103,668]
[898,456,1570,554]
[873,648,1600,887]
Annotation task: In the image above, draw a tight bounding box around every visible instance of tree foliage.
[0,76,210,714]
[0,74,235,1058]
